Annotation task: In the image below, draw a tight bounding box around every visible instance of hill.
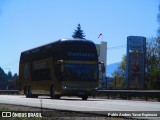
[106,62,120,77]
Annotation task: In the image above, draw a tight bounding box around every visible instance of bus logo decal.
[67,52,95,57]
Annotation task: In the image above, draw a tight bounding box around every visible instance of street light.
[5,68,11,90]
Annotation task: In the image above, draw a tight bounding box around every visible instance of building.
[96,41,107,89]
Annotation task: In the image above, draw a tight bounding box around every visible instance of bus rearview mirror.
[61,64,64,73]
[99,62,105,73]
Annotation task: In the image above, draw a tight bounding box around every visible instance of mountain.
[106,62,120,77]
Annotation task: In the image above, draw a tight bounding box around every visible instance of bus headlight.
[62,85,67,90]
[95,87,98,90]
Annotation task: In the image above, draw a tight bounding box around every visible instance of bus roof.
[22,38,93,53]
[20,39,97,64]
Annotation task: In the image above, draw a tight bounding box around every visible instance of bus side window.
[54,64,62,82]
[31,68,51,81]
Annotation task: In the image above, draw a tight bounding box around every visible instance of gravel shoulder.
[0,104,133,120]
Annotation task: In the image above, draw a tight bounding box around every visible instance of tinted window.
[63,64,98,82]
[31,68,51,81]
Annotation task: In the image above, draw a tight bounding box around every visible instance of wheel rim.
[51,86,55,98]
[28,86,32,97]
[24,86,27,95]
[82,96,88,100]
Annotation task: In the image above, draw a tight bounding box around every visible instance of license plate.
[78,91,85,95]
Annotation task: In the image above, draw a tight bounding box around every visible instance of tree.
[0,67,8,88]
[111,55,126,89]
[145,37,160,89]
[112,38,160,90]
[7,71,12,80]
[144,3,160,89]
[0,67,7,82]
[72,24,86,39]
[0,67,18,90]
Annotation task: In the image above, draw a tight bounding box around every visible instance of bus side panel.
[29,58,60,95]
[19,63,31,94]
[19,58,62,96]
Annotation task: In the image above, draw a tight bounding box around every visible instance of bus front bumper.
[61,85,98,96]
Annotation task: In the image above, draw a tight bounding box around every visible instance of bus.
[19,39,105,100]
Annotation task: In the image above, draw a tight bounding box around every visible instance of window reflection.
[63,64,98,82]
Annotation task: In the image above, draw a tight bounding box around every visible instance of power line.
[0,59,18,68]
[107,44,126,50]
[0,44,127,69]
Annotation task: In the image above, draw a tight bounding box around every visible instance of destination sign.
[128,36,146,50]
[67,52,95,57]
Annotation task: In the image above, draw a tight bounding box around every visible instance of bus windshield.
[63,64,98,82]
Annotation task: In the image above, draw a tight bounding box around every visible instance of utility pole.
[115,77,116,90]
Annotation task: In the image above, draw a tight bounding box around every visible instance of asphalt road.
[0,95,160,118]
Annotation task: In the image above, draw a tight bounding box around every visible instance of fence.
[98,90,160,102]
[1,89,160,102]
[0,90,19,94]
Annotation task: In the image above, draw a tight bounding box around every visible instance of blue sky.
[0,0,159,74]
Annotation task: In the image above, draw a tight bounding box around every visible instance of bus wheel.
[24,86,27,95]
[50,86,56,99]
[25,86,29,98]
[50,86,60,99]
[82,95,88,100]
[27,86,33,98]
[55,95,61,99]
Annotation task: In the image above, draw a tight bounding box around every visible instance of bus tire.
[25,86,29,98]
[24,86,27,95]
[82,95,88,100]
[50,85,60,99]
[27,86,33,98]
